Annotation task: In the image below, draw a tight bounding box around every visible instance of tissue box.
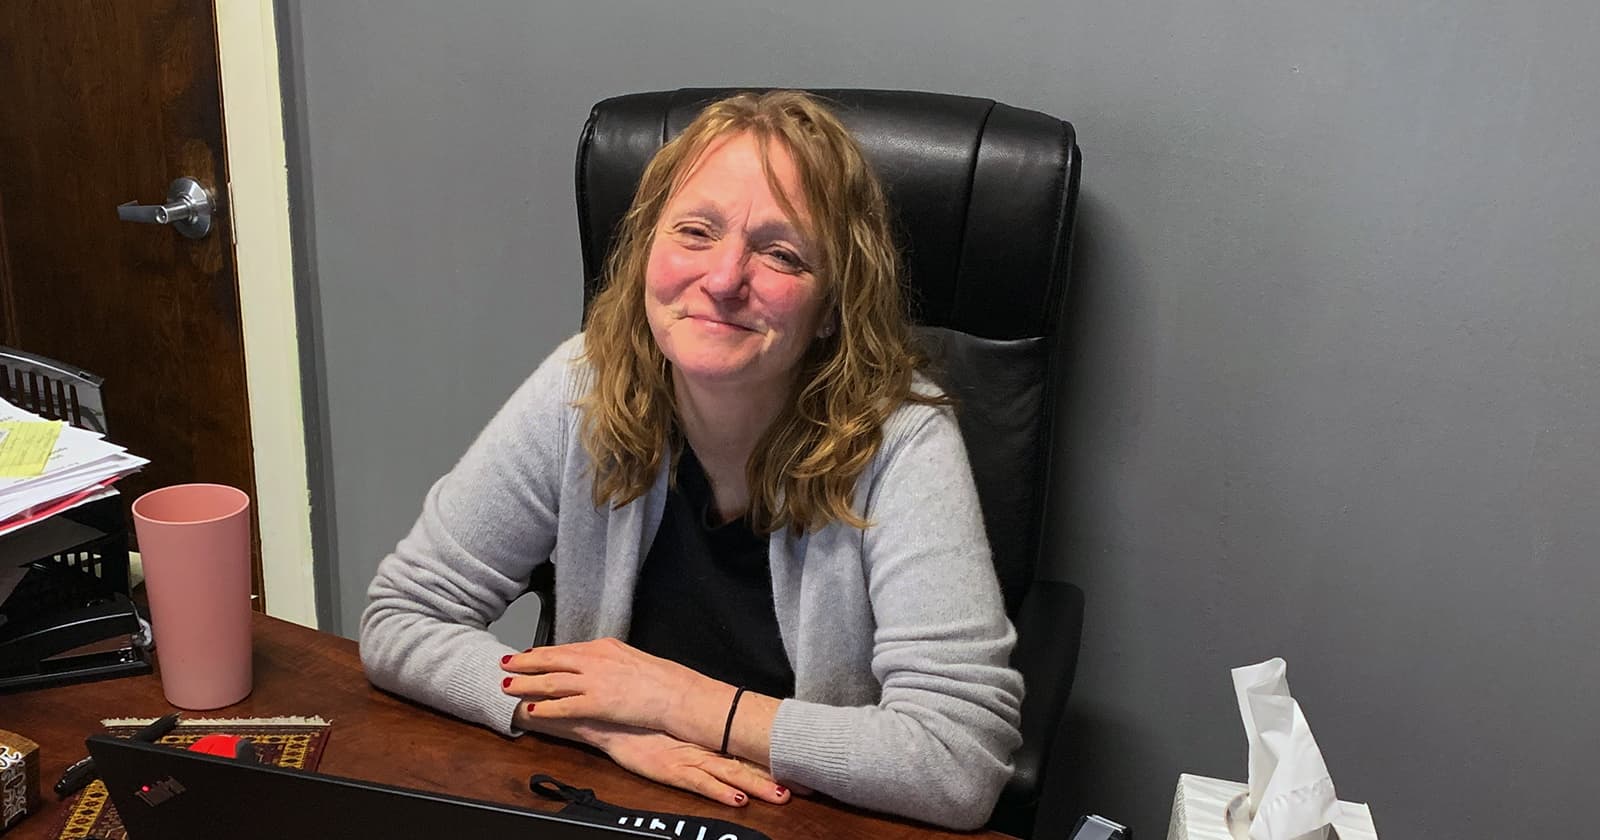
[1167,774,1378,840]
[0,729,41,834]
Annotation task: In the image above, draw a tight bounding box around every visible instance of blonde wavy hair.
[578,90,941,534]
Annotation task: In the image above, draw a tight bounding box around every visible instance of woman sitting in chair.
[360,90,1023,830]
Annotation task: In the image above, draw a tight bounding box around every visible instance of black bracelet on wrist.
[719,686,748,755]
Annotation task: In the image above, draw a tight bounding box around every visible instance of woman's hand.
[510,703,790,807]
[602,726,792,808]
[502,637,730,745]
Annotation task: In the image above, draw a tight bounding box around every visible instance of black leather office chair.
[552,88,1083,837]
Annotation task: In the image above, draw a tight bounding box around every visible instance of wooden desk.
[5,613,1008,840]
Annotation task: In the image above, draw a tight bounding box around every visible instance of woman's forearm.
[661,676,778,767]
[723,691,779,768]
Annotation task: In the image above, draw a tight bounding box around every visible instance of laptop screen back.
[86,735,663,840]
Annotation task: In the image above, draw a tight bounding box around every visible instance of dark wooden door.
[0,0,265,607]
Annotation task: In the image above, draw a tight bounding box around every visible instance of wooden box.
[0,728,40,834]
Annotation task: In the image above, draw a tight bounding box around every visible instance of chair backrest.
[0,345,108,433]
[577,88,1081,614]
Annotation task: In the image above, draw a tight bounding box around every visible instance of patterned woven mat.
[51,716,330,840]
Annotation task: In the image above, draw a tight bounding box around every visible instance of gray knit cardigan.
[360,334,1024,829]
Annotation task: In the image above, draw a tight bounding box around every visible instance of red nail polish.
[775,785,788,796]
[500,654,511,664]
[733,792,746,804]
[526,702,536,712]
[502,677,512,688]
[524,647,533,652]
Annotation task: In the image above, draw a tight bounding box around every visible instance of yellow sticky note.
[0,420,63,478]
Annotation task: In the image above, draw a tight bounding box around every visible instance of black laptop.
[87,735,664,839]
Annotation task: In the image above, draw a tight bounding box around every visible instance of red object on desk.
[186,734,248,758]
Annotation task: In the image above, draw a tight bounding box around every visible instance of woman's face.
[644,132,828,402]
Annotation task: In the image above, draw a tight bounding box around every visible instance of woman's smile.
[684,312,756,333]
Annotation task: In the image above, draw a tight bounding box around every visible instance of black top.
[626,447,796,700]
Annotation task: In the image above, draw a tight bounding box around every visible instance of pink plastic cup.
[132,483,254,710]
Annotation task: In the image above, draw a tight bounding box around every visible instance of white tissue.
[1230,658,1340,840]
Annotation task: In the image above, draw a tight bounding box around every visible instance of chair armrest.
[526,563,555,648]
[990,579,1085,838]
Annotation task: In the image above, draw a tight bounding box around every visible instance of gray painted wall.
[276,2,1600,837]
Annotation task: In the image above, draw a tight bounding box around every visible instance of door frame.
[214,0,317,627]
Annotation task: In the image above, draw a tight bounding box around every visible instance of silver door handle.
[117,177,213,239]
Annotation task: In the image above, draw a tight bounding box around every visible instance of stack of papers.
[0,397,148,537]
